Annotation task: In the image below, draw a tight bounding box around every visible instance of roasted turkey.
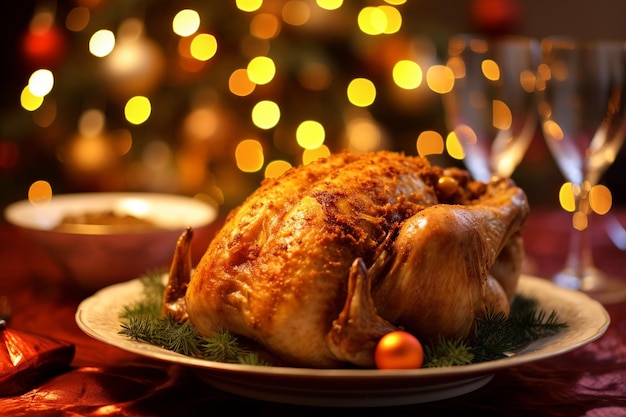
[163,151,529,368]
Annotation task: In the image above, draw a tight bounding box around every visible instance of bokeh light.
[89,29,115,57]
[66,7,90,32]
[347,78,376,107]
[172,9,200,37]
[229,69,256,96]
[124,96,152,125]
[20,86,44,111]
[79,109,105,136]
[236,0,263,13]
[28,180,53,206]
[446,132,465,160]
[492,100,512,130]
[296,120,325,149]
[190,33,218,61]
[250,13,280,39]
[235,139,264,172]
[481,59,500,81]
[316,0,343,11]
[589,184,612,215]
[346,116,382,152]
[251,100,281,129]
[265,160,292,178]
[28,69,54,97]
[282,1,311,26]
[416,131,444,156]
[247,56,276,85]
[302,145,331,165]
[358,7,387,35]
[426,65,454,94]
[392,60,423,90]
[559,182,577,212]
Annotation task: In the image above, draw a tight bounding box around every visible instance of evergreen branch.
[423,337,474,367]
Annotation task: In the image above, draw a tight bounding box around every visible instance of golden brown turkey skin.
[183,151,529,368]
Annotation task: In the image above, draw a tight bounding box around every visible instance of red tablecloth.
[1,208,625,416]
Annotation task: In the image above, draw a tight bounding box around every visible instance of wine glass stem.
[563,212,595,279]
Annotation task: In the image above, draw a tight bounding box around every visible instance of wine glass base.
[552,266,626,304]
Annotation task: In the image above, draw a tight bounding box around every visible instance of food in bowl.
[161,151,529,368]
[53,210,158,232]
[4,192,217,291]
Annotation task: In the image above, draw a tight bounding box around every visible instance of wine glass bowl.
[536,38,626,303]
[443,34,540,182]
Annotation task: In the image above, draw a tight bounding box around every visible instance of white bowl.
[4,192,218,291]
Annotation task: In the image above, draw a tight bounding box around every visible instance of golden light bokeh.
[265,160,292,178]
[296,120,325,149]
[28,69,54,97]
[492,100,512,130]
[282,1,311,26]
[250,13,280,39]
[247,56,276,85]
[124,96,152,125]
[347,78,376,107]
[229,68,256,96]
[426,65,454,94]
[589,184,612,215]
[190,33,218,61]
[392,60,423,90]
[236,0,263,13]
[445,131,465,160]
[316,0,343,11]
[235,139,264,172]
[28,180,53,206]
[172,9,200,37]
[251,100,281,129]
[20,86,44,111]
[89,29,115,57]
[416,130,444,157]
[559,182,577,212]
[302,145,331,165]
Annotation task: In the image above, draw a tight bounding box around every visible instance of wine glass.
[536,37,626,303]
[443,34,540,182]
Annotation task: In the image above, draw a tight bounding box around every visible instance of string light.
[251,100,281,129]
[416,131,444,156]
[89,29,115,57]
[316,0,343,11]
[190,33,218,61]
[264,160,292,178]
[296,120,325,149]
[28,180,52,206]
[247,56,276,85]
[124,96,152,125]
[235,139,264,172]
[172,9,200,37]
[28,69,54,97]
[347,78,376,107]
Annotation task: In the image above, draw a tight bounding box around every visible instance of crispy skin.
[184,151,529,367]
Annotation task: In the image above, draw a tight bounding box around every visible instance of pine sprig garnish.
[200,328,243,362]
[424,294,568,366]
[118,275,269,365]
[423,337,474,367]
[471,295,568,363]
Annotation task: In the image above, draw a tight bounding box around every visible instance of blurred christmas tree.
[2,0,523,211]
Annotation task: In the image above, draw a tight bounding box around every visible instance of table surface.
[1,207,625,416]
